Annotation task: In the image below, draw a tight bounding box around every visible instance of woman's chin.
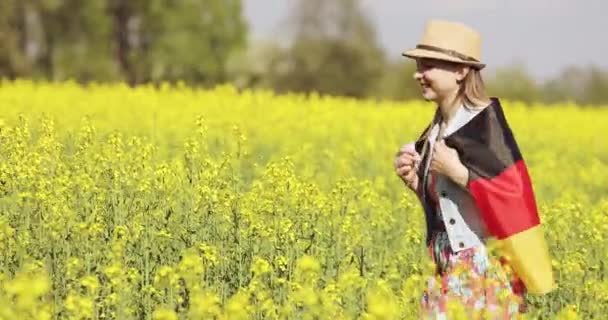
[421,90,437,101]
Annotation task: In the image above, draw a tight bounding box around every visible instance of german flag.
[435,98,555,295]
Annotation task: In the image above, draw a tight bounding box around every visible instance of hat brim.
[402,48,486,69]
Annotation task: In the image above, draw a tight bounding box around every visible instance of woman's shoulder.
[464,97,495,112]
[464,97,509,123]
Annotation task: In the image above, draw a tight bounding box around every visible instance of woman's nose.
[413,71,422,81]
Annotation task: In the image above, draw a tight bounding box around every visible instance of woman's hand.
[430,139,469,188]
[394,143,421,191]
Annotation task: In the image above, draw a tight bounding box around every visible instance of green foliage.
[0,0,246,85]
[372,60,420,101]
[486,63,541,104]
[260,0,386,98]
[132,0,247,84]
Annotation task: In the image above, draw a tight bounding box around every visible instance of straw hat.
[403,19,486,69]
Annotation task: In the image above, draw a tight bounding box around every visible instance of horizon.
[243,0,607,82]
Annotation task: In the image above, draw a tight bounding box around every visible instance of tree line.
[1,0,606,105]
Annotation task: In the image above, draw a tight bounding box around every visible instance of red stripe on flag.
[468,160,540,239]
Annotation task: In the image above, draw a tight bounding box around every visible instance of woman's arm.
[448,161,470,189]
[429,139,470,189]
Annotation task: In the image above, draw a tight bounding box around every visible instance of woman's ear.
[456,66,470,82]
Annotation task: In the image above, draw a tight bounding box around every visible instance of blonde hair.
[460,67,491,110]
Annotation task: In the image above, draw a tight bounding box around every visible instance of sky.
[242,0,607,81]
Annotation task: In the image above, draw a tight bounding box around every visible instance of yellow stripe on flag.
[496,225,556,295]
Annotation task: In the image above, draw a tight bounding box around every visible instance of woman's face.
[413,58,469,102]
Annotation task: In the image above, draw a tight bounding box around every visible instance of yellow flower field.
[0,80,607,319]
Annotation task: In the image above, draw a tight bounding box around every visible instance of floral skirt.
[420,231,527,319]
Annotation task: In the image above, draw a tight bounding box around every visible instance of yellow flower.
[251,257,272,276]
[178,250,204,275]
[297,255,320,274]
[152,307,178,320]
[363,281,400,320]
[65,291,95,319]
[221,290,251,320]
[1,79,608,319]
[555,304,579,320]
[154,266,179,288]
[104,263,123,282]
[80,275,99,293]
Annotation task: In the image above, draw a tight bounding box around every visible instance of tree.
[40,0,117,81]
[486,63,541,103]
[541,66,586,104]
[118,0,247,85]
[583,66,608,105]
[372,60,420,101]
[542,65,608,106]
[0,0,25,77]
[266,0,385,98]
[0,0,247,86]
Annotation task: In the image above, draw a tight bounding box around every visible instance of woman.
[394,20,555,319]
